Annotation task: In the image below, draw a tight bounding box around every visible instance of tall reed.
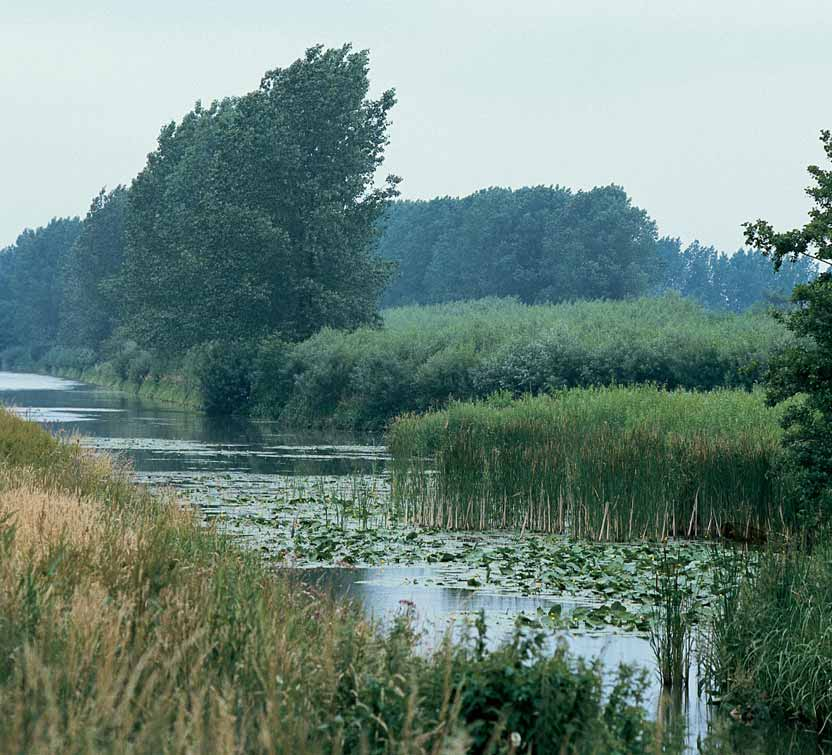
[706,536,832,735]
[389,386,792,540]
[650,549,695,689]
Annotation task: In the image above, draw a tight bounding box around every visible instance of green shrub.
[186,340,256,416]
[42,346,98,371]
[0,346,34,371]
[252,295,791,428]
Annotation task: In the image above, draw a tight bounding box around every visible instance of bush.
[42,345,98,371]
[249,335,293,418]
[249,295,791,428]
[186,340,256,416]
[0,346,34,371]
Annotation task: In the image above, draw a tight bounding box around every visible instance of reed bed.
[388,386,791,541]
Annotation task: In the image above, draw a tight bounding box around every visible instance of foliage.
[744,130,832,523]
[261,296,792,428]
[378,186,660,307]
[376,188,813,313]
[654,238,817,312]
[119,44,397,355]
[0,217,81,353]
[388,386,791,540]
[59,187,128,350]
[0,407,659,753]
[186,339,256,416]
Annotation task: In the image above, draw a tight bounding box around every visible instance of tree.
[60,186,128,350]
[378,185,660,307]
[745,130,832,517]
[120,44,398,355]
[0,218,81,354]
[653,238,816,312]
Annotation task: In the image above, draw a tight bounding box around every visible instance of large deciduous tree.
[378,185,660,307]
[745,130,832,517]
[120,44,398,354]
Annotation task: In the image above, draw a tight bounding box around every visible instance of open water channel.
[1,371,823,753]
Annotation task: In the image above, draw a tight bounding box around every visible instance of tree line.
[377,188,816,310]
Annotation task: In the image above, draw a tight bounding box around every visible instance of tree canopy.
[745,130,832,518]
[119,44,398,354]
[0,217,81,353]
[378,185,659,307]
[654,238,817,312]
[60,186,128,350]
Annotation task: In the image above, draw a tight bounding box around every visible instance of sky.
[2,1,831,251]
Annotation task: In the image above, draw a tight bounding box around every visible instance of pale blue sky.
[2,1,831,251]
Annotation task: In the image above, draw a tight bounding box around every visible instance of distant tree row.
[377,190,816,310]
[377,186,659,306]
[0,217,82,353]
[654,238,817,312]
[0,45,397,361]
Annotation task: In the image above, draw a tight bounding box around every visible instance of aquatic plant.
[389,385,792,540]
[706,535,832,736]
[649,548,696,689]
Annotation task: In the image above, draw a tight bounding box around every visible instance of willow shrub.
[254,295,791,428]
[0,408,658,754]
[388,386,792,540]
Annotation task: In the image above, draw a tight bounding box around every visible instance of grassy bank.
[0,407,661,753]
[388,386,791,540]
[56,362,199,408]
[707,539,832,737]
[4,295,792,427]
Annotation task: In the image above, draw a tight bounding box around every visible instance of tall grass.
[706,536,832,735]
[650,550,696,689]
[388,386,791,540]
[0,407,659,753]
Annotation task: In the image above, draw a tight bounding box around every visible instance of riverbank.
[51,362,200,409]
[0,406,663,753]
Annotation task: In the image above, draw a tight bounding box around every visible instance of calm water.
[1,371,823,753]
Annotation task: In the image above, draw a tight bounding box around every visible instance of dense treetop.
[0,217,81,353]
[377,185,659,307]
[120,44,398,354]
[376,187,815,311]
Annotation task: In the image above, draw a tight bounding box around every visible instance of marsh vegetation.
[389,386,790,540]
